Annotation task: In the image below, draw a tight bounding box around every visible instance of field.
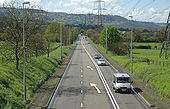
[90,40,170,106]
[0,43,71,108]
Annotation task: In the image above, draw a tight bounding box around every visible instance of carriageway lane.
[49,41,82,109]
[83,38,147,109]
[81,42,111,109]
[49,39,112,109]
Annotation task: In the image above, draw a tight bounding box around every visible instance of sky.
[0,0,170,23]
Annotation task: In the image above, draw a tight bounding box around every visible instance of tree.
[0,1,46,69]
[99,26,122,46]
[155,27,167,42]
[133,29,142,42]
[27,33,46,57]
[44,23,59,57]
[86,29,100,43]
[70,27,79,44]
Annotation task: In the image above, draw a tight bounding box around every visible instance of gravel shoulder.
[29,46,76,109]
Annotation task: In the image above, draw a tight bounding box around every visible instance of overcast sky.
[0,0,170,23]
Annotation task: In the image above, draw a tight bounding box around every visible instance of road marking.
[47,47,75,109]
[87,66,93,70]
[81,81,83,85]
[81,102,83,108]
[82,41,120,109]
[80,66,83,69]
[81,69,83,73]
[90,83,101,93]
[81,74,83,78]
[90,40,151,108]
[81,89,83,94]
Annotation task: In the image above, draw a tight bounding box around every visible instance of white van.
[112,73,133,93]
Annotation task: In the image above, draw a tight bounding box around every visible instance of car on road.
[94,54,101,59]
[98,58,107,66]
[112,73,133,93]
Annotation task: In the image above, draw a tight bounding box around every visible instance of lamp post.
[23,1,30,101]
[60,23,62,60]
[106,27,107,54]
[69,26,71,48]
[129,15,133,73]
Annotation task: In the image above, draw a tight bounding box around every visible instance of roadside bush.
[108,42,128,55]
[134,45,151,49]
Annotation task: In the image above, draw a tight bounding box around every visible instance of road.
[48,36,147,109]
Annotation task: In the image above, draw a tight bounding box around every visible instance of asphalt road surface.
[48,36,147,109]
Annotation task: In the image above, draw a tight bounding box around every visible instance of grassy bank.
[89,40,170,105]
[0,43,71,109]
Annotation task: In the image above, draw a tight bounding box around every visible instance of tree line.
[0,1,80,70]
[86,26,167,56]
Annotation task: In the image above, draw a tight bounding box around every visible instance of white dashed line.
[81,81,83,85]
[81,75,83,78]
[81,102,83,108]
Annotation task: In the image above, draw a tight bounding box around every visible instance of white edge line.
[82,41,120,109]
[89,40,152,108]
[47,46,75,109]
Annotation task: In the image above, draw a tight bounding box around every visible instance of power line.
[138,0,156,10]
[93,0,106,26]
[123,0,142,17]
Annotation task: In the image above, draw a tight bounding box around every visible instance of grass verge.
[89,40,170,109]
[0,43,71,109]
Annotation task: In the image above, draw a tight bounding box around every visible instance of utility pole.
[106,27,107,54]
[23,1,30,101]
[160,12,170,59]
[60,23,62,60]
[69,26,71,48]
[94,0,105,26]
[129,16,133,73]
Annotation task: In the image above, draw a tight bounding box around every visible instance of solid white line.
[90,41,151,108]
[90,43,119,73]
[81,102,83,108]
[82,42,120,109]
[47,47,75,109]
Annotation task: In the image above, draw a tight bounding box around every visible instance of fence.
[150,59,169,68]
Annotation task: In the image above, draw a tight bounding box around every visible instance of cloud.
[149,8,156,13]
[131,8,144,16]
[72,8,92,14]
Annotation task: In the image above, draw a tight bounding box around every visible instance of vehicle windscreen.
[117,77,130,83]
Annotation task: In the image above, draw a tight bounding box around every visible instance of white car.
[98,59,107,66]
[113,73,133,93]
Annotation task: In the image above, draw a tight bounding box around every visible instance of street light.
[106,26,107,54]
[60,23,62,60]
[129,15,133,73]
[23,1,30,101]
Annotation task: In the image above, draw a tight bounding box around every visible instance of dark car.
[94,54,101,59]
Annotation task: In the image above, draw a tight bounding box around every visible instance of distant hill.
[0,7,166,30]
[45,12,166,30]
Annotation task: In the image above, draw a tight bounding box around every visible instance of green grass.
[0,43,71,109]
[90,40,170,104]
